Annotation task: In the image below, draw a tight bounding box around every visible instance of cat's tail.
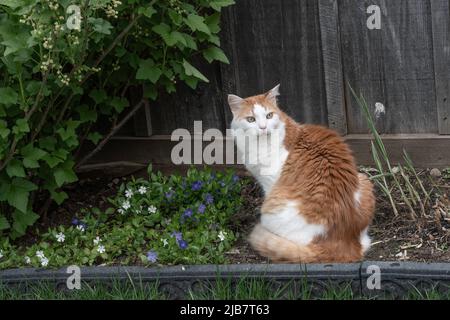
[248,224,323,263]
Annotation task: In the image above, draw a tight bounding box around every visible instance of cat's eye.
[246,116,256,123]
[266,112,274,119]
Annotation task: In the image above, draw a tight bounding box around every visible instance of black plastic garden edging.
[1,261,450,299]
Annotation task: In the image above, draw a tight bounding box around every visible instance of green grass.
[1,278,449,300]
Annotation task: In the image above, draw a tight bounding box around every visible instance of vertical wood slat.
[219,5,239,127]
[431,0,450,134]
[318,0,347,135]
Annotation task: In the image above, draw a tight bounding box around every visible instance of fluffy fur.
[228,85,375,263]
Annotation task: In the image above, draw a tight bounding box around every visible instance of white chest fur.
[234,129,289,194]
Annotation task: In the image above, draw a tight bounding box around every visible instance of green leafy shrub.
[0,0,234,238]
[0,167,243,268]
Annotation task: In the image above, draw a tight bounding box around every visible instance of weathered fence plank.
[339,0,437,134]
[318,0,347,135]
[431,0,450,134]
[220,0,328,127]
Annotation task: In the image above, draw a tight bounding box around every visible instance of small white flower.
[0,250,3,259]
[97,245,106,254]
[125,189,133,198]
[40,257,49,267]
[218,231,227,242]
[24,256,31,264]
[56,232,65,243]
[122,200,131,210]
[36,250,45,259]
[93,236,101,245]
[148,205,157,214]
[76,225,86,232]
[374,102,386,119]
[118,208,125,214]
[138,186,147,194]
[161,238,168,247]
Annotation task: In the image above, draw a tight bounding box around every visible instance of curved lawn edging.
[1,261,450,299]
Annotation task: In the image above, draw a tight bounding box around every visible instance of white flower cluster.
[56,70,70,86]
[40,58,54,72]
[43,36,53,49]
[105,0,122,19]
[67,34,80,46]
[47,0,60,11]
[53,21,65,33]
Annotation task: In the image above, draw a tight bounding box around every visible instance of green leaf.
[87,132,102,144]
[54,160,78,187]
[164,31,187,47]
[182,34,198,50]
[205,13,221,33]
[185,14,211,34]
[12,209,39,236]
[42,154,64,168]
[89,17,113,35]
[12,118,29,134]
[203,46,229,64]
[89,89,107,104]
[110,97,129,113]
[39,136,57,151]
[152,23,170,37]
[182,59,209,83]
[209,0,235,11]
[50,190,68,205]
[138,5,156,18]
[21,144,47,168]
[184,76,199,90]
[0,119,10,139]
[6,178,37,213]
[0,215,10,231]
[6,159,26,177]
[57,120,80,141]
[0,87,18,105]
[136,59,162,83]
[77,105,97,122]
[168,9,183,25]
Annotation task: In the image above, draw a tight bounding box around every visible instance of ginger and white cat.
[228,84,375,263]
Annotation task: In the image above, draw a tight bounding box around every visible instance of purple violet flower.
[182,208,193,218]
[198,203,206,214]
[191,181,203,191]
[205,194,214,205]
[165,190,175,200]
[71,218,79,226]
[146,250,158,263]
[178,239,188,250]
[171,231,183,242]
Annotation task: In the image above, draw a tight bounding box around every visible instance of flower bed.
[0,167,243,269]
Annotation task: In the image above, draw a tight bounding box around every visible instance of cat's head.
[228,84,283,136]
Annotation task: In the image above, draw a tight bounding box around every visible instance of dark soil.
[24,167,450,264]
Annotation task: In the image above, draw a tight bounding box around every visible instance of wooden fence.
[90,0,450,169]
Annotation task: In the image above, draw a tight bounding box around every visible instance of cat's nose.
[259,124,267,130]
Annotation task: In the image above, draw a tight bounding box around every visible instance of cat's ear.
[228,94,244,114]
[265,84,280,104]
